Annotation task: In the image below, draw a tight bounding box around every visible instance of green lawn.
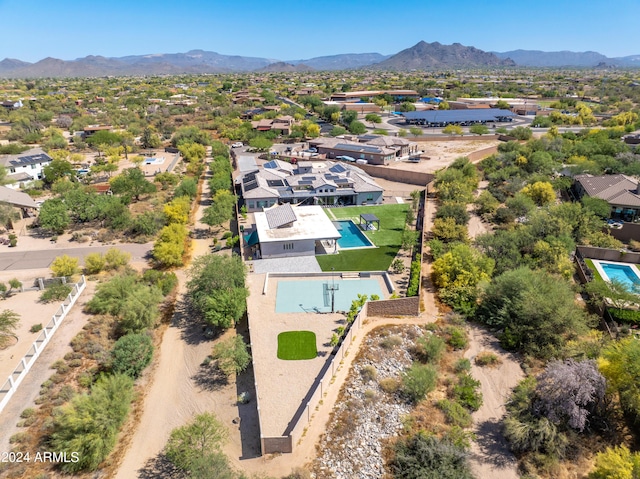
[584,258,604,282]
[317,204,410,272]
[277,331,318,360]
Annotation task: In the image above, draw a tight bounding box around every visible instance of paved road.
[0,243,152,271]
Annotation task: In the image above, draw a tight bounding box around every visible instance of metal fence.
[0,276,87,414]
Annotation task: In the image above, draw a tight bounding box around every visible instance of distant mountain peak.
[370,41,514,70]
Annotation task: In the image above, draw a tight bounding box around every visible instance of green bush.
[415,333,445,364]
[142,269,178,296]
[437,399,473,428]
[406,260,421,296]
[390,433,474,479]
[402,363,437,403]
[380,335,403,349]
[49,374,134,472]
[40,283,72,303]
[475,351,501,367]
[111,333,154,378]
[447,326,468,350]
[453,373,483,411]
[30,323,43,333]
[84,253,106,274]
[379,377,401,394]
[454,358,471,373]
[607,307,640,325]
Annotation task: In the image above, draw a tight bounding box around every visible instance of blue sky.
[2,0,639,62]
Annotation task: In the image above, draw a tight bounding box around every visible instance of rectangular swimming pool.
[592,260,640,293]
[334,220,374,249]
[275,278,384,313]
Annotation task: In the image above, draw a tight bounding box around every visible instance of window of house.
[367,194,374,201]
[248,202,254,209]
[283,243,294,250]
[31,164,37,169]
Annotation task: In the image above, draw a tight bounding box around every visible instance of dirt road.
[465,326,524,479]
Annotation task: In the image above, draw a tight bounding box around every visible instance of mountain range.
[0,41,638,78]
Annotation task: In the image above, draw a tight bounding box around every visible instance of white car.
[231,142,243,148]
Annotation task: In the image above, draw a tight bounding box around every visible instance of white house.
[0,148,53,189]
[250,204,340,259]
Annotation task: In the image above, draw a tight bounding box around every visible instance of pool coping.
[591,259,640,286]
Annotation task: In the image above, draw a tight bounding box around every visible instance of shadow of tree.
[191,363,229,392]
[472,418,519,469]
[137,453,186,479]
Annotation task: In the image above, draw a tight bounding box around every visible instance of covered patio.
[359,213,380,231]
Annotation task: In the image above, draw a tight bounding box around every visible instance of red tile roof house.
[574,174,640,222]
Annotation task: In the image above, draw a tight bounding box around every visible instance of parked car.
[231,142,243,148]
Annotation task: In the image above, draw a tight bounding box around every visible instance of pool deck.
[246,272,391,440]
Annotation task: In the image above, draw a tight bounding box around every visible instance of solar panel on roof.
[299,180,313,185]
[330,164,347,173]
[402,108,515,123]
[244,181,258,192]
[267,179,284,187]
[302,176,316,181]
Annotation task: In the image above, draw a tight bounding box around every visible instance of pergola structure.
[359,213,380,231]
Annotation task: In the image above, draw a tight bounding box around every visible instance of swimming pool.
[275,278,384,313]
[334,220,374,249]
[592,260,640,293]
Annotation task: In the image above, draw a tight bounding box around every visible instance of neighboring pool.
[592,260,640,293]
[334,220,374,249]
[275,278,384,313]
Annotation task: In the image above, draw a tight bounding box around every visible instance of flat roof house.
[252,204,340,259]
[574,174,640,222]
[239,160,383,212]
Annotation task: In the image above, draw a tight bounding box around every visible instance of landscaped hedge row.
[607,307,640,325]
[407,259,421,297]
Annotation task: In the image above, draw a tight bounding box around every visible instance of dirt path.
[465,326,524,479]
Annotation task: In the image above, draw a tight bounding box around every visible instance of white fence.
[0,275,87,414]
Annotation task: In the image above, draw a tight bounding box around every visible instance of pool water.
[275,278,384,313]
[600,262,640,292]
[334,220,373,249]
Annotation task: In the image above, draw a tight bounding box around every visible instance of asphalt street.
[0,243,152,271]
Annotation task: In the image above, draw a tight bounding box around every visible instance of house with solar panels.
[239,159,383,212]
[0,147,53,189]
[309,135,419,164]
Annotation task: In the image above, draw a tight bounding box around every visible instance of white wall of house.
[260,239,316,259]
[7,161,49,181]
[356,191,383,205]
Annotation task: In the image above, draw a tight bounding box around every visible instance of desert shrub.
[454,358,471,373]
[380,335,403,349]
[415,333,445,364]
[104,248,131,270]
[30,323,43,333]
[447,326,468,349]
[49,374,134,472]
[437,399,473,428]
[40,283,72,303]
[111,333,154,378]
[165,412,228,472]
[50,254,80,278]
[379,377,401,394]
[142,269,178,296]
[453,373,483,411]
[211,336,251,377]
[390,433,474,479]
[475,351,501,367]
[84,253,106,274]
[361,365,377,383]
[20,408,35,419]
[403,363,438,403]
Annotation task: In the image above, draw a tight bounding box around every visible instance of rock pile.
[312,325,422,478]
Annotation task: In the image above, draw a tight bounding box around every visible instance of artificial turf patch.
[277,331,317,360]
